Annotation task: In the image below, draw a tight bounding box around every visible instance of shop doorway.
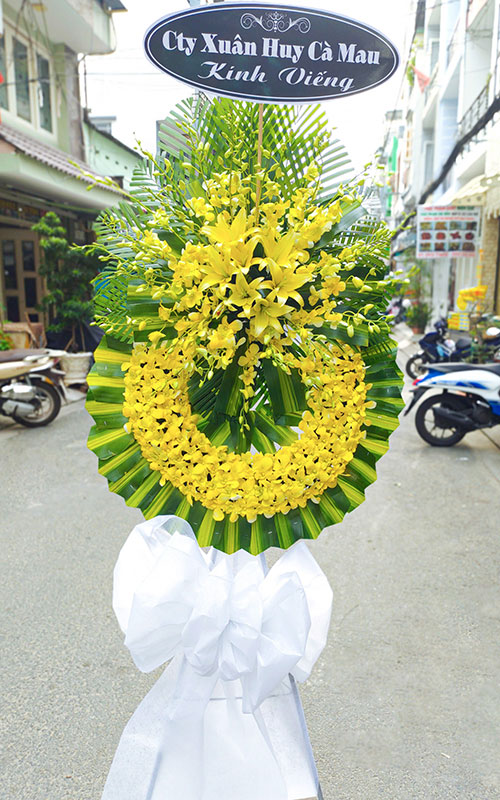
[0,229,43,323]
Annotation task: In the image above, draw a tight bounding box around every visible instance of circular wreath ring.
[86,333,403,554]
[122,340,368,523]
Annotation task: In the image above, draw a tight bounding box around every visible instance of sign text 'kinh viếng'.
[144,3,399,103]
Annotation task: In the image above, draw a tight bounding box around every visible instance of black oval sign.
[144,3,399,104]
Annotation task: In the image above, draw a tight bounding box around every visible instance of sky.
[83,0,413,171]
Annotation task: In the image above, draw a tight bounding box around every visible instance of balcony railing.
[457,84,490,140]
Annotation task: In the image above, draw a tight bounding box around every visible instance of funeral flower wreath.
[86,99,404,553]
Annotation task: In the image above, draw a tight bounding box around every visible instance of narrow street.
[1,0,499,796]
[1,350,499,800]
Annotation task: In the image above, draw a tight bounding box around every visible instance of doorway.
[0,229,43,323]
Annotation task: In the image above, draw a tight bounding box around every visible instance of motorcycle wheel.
[406,352,429,379]
[13,381,61,427]
[415,394,468,447]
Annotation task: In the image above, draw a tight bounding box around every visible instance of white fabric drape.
[102,516,332,800]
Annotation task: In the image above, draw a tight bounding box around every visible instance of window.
[0,34,8,109]
[37,54,52,131]
[424,141,435,185]
[7,296,20,322]
[14,38,31,121]
[1,25,55,134]
[24,277,38,307]
[22,241,35,271]
[2,241,17,289]
[429,38,440,74]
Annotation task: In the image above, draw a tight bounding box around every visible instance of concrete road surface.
[1,356,499,799]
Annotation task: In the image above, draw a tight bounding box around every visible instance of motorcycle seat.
[428,362,500,376]
[0,348,49,364]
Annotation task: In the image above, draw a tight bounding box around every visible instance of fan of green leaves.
[92,96,360,342]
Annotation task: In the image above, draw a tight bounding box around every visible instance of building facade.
[0,0,134,326]
[84,113,141,190]
[381,0,500,322]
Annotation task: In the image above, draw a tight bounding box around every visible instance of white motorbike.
[0,349,66,427]
[405,361,500,446]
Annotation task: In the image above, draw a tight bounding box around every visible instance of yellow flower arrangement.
[131,175,349,398]
[87,99,404,552]
[456,284,487,311]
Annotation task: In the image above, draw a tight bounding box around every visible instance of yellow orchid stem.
[255,103,264,217]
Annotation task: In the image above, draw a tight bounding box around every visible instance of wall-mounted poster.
[417,206,481,259]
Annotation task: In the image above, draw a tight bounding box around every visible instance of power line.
[419,91,500,203]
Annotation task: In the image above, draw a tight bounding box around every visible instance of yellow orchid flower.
[187,196,214,220]
[238,343,261,368]
[260,201,289,227]
[148,330,165,345]
[207,325,236,352]
[181,286,206,309]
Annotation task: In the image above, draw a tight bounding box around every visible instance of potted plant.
[0,311,13,351]
[32,212,103,384]
[406,300,431,334]
[400,261,432,333]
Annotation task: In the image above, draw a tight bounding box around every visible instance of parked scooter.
[0,349,66,427]
[387,296,411,325]
[406,319,500,379]
[405,361,500,446]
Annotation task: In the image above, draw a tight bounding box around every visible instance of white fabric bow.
[102,516,332,800]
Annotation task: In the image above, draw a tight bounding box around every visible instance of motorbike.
[404,361,500,446]
[0,349,66,427]
[387,296,411,325]
[406,318,500,379]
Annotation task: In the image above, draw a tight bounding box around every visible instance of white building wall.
[385,0,499,320]
[433,98,459,199]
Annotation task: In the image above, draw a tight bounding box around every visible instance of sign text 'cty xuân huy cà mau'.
[144,3,399,104]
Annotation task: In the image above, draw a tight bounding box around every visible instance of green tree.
[0,309,13,350]
[32,211,103,350]
[399,253,432,332]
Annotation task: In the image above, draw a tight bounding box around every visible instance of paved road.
[1,352,499,800]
